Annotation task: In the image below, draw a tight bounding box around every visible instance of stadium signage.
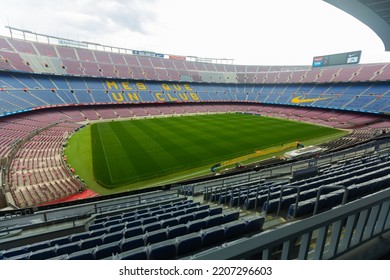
[291,96,331,104]
[132,50,164,58]
[105,81,200,102]
[58,39,88,49]
[169,55,186,60]
[312,50,361,67]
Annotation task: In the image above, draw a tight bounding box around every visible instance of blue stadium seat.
[49,254,69,260]
[125,220,142,229]
[176,232,202,257]
[150,209,165,216]
[95,241,122,259]
[148,239,176,260]
[107,224,126,233]
[104,219,121,227]
[1,246,29,259]
[194,209,209,220]
[70,232,90,242]
[161,217,179,228]
[27,241,51,252]
[119,247,148,260]
[29,247,57,260]
[123,226,144,239]
[166,224,188,239]
[143,221,162,232]
[202,226,225,247]
[88,223,104,231]
[242,215,265,233]
[4,252,31,260]
[205,214,224,228]
[120,236,145,252]
[184,206,199,214]
[80,236,103,250]
[177,213,194,224]
[49,236,71,246]
[89,228,109,238]
[224,220,247,240]
[187,219,206,233]
[208,207,223,216]
[223,210,240,223]
[55,241,82,256]
[102,232,123,244]
[142,216,158,225]
[68,248,96,260]
[144,229,167,244]
[157,213,172,220]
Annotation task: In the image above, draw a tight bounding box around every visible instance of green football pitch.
[65,113,346,193]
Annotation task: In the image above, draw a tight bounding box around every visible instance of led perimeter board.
[312,50,361,67]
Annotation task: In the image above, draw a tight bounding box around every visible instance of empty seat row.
[41,215,265,260]
[93,199,195,224]
[287,174,390,218]
[0,208,239,260]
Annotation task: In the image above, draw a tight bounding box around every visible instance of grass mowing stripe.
[110,121,163,184]
[91,124,112,185]
[89,113,343,187]
[149,118,223,159]
[131,119,202,164]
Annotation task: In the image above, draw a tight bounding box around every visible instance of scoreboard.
[312,50,361,67]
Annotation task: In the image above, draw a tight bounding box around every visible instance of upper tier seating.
[0,36,389,84]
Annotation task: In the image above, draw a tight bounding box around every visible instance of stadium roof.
[325,0,390,51]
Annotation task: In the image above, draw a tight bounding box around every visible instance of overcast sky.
[1,0,389,65]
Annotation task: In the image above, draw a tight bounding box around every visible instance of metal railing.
[191,187,390,260]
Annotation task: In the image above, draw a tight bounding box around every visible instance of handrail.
[313,185,349,216]
[191,188,390,260]
[277,185,301,218]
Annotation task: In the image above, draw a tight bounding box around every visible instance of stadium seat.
[49,236,71,246]
[143,221,161,232]
[242,215,265,233]
[187,219,207,233]
[205,214,224,228]
[118,247,148,260]
[29,247,57,260]
[125,220,142,229]
[80,236,103,250]
[177,213,195,224]
[176,232,202,257]
[102,232,123,244]
[202,226,225,247]
[89,228,109,238]
[208,206,223,216]
[94,241,122,259]
[70,232,91,242]
[120,235,145,252]
[68,248,96,260]
[1,246,29,259]
[223,210,240,223]
[166,224,188,239]
[55,241,82,256]
[224,220,247,240]
[194,209,210,220]
[123,226,144,239]
[4,252,31,260]
[144,228,168,244]
[148,239,177,260]
[157,213,172,220]
[142,216,158,225]
[161,217,179,228]
[27,241,51,252]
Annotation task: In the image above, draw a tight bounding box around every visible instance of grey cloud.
[3,0,158,36]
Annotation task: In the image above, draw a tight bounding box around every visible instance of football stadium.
[0,1,390,261]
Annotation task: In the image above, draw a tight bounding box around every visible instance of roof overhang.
[324,0,390,51]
